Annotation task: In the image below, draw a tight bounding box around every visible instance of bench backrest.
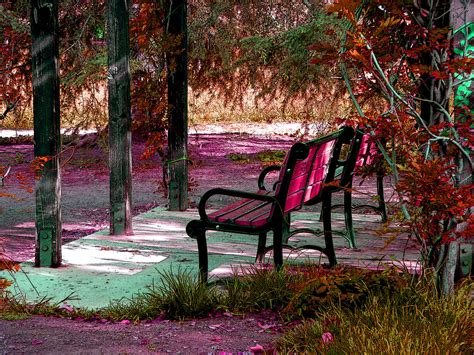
[355,133,378,168]
[273,126,354,214]
[334,129,386,189]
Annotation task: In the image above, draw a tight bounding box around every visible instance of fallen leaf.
[249,344,264,353]
[31,339,44,346]
[257,322,277,332]
[59,303,74,313]
[120,319,131,325]
[322,332,334,344]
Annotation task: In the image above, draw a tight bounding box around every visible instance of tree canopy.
[1,0,344,135]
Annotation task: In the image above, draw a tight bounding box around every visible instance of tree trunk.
[108,0,133,235]
[31,0,62,267]
[419,0,473,293]
[166,0,188,211]
[440,0,474,294]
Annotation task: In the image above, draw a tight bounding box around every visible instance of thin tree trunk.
[31,0,62,267]
[166,0,188,211]
[108,0,133,234]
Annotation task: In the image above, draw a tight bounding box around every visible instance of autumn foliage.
[316,0,473,272]
[0,249,20,308]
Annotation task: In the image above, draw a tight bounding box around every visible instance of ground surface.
[0,126,401,353]
[0,130,296,263]
[0,128,301,353]
[0,312,281,354]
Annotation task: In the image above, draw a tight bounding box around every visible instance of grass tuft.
[101,268,219,321]
[220,265,296,312]
[101,292,162,322]
[155,268,219,320]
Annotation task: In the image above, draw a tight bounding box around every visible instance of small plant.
[14,152,25,164]
[101,268,220,321]
[284,266,407,318]
[102,292,162,322]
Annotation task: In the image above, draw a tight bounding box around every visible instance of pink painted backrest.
[303,140,336,204]
[355,134,378,168]
[275,139,337,213]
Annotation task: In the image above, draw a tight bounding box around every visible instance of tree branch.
[0,99,20,120]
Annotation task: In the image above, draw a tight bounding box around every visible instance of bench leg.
[273,227,284,269]
[256,232,267,263]
[283,213,291,244]
[186,220,209,283]
[376,173,388,222]
[322,194,337,267]
[196,233,209,283]
[344,189,357,248]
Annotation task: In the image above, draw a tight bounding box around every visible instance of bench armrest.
[198,188,276,221]
[257,165,281,190]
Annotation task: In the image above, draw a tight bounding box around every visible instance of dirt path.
[0,312,281,353]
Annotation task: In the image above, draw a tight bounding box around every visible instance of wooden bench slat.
[210,191,269,219]
[208,192,273,227]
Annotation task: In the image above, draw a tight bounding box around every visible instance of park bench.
[186,126,355,282]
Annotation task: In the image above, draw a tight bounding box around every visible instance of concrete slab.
[1,208,421,310]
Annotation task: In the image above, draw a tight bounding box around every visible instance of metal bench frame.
[330,131,388,248]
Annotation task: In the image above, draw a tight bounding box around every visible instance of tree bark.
[108,0,133,235]
[417,0,452,127]
[441,0,474,294]
[166,0,188,211]
[418,0,473,293]
[31,0,62,267]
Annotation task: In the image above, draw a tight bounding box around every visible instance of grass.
[2,265,472,352]
[220,266,296,312]
[227,149,286,165]
[99,268,220,321]
[1,90,348,131]
[277,277,473,353]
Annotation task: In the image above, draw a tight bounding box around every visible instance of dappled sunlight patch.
[61,244,167,275]
[137,221,185,232]
[13,222,35,229]
[206,243,258,257]
[209,264,246,279]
